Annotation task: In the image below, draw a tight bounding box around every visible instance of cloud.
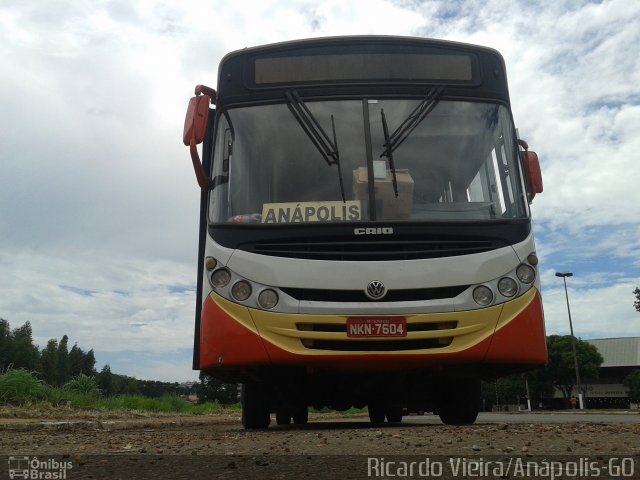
[540,270,640,340]
[97,349,195,382]
[0,251,195,356]
[1,0,639,381]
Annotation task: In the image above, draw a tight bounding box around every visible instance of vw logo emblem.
[365,280,386,300]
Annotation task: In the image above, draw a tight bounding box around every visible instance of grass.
[0,369,238,415]
[0,369,49,403]
[0,370,359,417]
[310,406,367,415]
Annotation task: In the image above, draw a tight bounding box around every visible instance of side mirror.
[183,85,216,190]
[525,151,543,198]
[183,95,210,146]
[518,140,543,202]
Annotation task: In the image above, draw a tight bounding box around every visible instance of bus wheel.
[275,409,291,425]
[385,404,403,423]
[436,379,480,425]
[292,406,308,425]
[368,403,385,424]
[241,383,270,429]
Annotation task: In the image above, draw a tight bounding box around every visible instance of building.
[583,337,640,408]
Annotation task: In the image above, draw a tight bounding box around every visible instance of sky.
[1,0,639,382]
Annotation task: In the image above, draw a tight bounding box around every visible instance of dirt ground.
[1,410,639,479]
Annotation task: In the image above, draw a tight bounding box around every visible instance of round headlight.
[211,268,231,288]
[205,256,218,271]
[231,280,252,301]
[516,264,536,284]
[472,286,494,306]
[497,277,518,297]
[258,289,279,309]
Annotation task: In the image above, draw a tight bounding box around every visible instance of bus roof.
[220,36,505,64]
[215,36,511,107]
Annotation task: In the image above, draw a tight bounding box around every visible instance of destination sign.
[261,201,362,224]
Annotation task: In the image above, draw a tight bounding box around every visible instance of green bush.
[63,374,100,396]
[343,406,366,415]
[0,369,240,415]
[0,369,49,403]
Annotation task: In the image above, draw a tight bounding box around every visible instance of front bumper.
[199,287,546,372]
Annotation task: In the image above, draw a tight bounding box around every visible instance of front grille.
[297,321,458,333]
[296,321,456,352]
[242,238,497,261]
[302,338,453,351]
[282,286,467,302]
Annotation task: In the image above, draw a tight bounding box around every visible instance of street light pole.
[555,272,584,409]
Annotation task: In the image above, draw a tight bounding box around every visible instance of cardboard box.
[352,167,414,219]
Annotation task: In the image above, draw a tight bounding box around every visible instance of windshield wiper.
[284,90,345,202]
[380,108,398,198]
[379,87,444,196]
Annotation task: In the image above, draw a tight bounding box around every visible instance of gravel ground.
[1,411,639,479]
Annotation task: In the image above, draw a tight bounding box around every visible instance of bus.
[182,36,546,429]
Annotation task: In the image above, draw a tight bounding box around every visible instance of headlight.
[205,256,218,271]
[211,268,231,288]
[257,289,279,309]
[497,277,518,297]
[231,280,252,301]
[472,286,494,306]
[516,264,536,284]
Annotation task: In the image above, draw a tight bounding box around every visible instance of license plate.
[346,317,407,338]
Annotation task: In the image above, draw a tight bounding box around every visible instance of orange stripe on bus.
[484,289,547,364]
[199,295,271,370]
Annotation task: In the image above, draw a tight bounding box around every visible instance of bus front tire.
[368,403,386,424]
[292,406,308,425]
[275,409,291,425]
[385,404,403,423]
[436,379,480,425]
[241,383,270,429]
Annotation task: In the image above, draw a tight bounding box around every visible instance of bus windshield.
[208,98,528,224]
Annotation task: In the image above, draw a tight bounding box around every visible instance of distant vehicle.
[183,36,546,429]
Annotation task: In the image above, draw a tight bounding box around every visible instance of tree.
[1,319,99,386]
[481,371,554,411]
[56,335,70,386]
[198,371,238,404]
[0,319,10,371]
[546,335,603,399]
[82,349,97,376]
[120,377,140,395]
[9,322,40,371]
[138,379,180,398]
[524,368,556,406]
[624,370,640,403]
[96,365,114,396]
[488,375,527,407]
[634,287,640,313]
[68,343,85,378]
[40,339,59,385]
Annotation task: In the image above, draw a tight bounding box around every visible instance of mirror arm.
[195,84,217,100]
[189,138,211,190]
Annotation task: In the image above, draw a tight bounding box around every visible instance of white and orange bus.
[183,36,546,429]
